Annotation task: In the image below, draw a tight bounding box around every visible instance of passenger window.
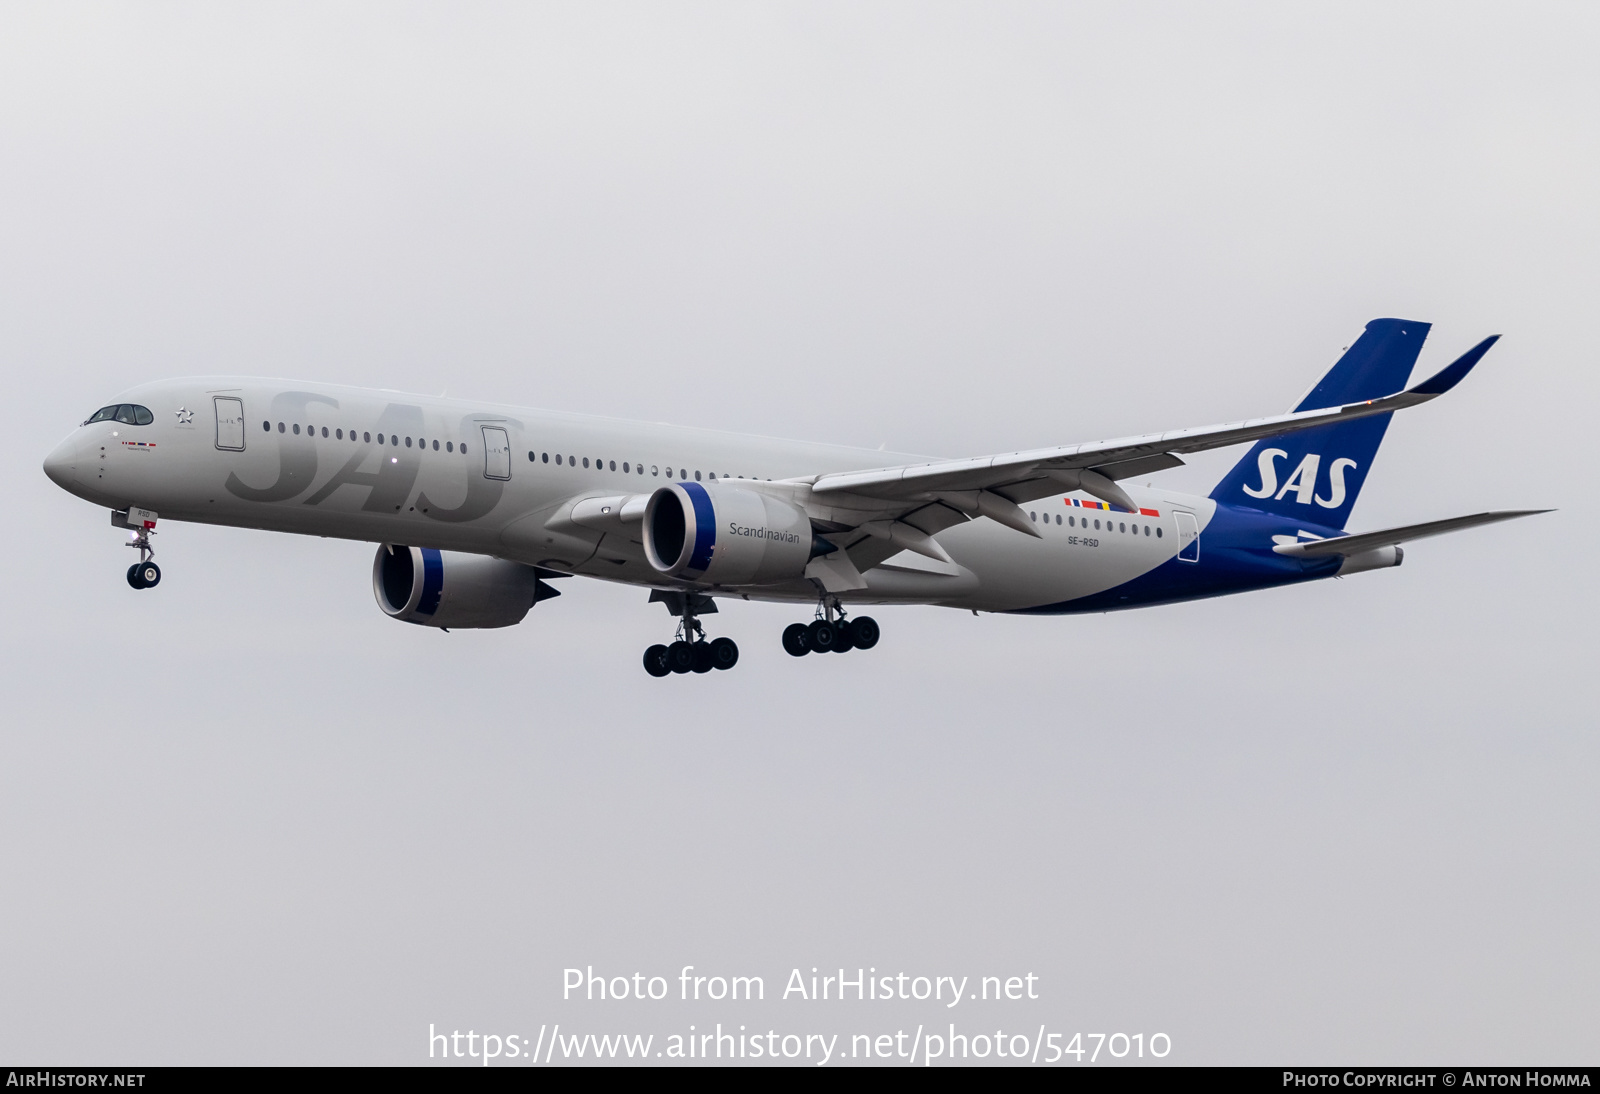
[1055,514,1061,524]
[378,433,385,444]
[262,420,271,431]
[1119,522,1125,533]
[364,432,371,442]
[1156,527,1163,538]
[610,460,616,471]
[278,422,286,433]
[1030,512,1037,521]
[1144,525,1150,536]
[1094,519,1101,530]
[432,440,439,451]
[461,444,467,454]
[665,467,672,477]
[321,427,328,438]
[336,429,343,439]
[405,437,412,447]
[1068,515,1075,527]
[391,435,398,446]
[623,461,630,473]
[542,452,548,462]
[694,470,701,481]
[293,424,300,435]
[652,465,659,476]
[583,457,590,468]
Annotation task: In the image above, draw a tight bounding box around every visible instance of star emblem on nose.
[175,406,194,424]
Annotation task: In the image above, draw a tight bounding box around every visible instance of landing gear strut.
[642,591,740,677]
[117,508,161,589]
[783,596,878,658]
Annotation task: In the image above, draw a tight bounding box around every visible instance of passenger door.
[1175,511,1200,563]
[214,397,245,451]
[481,426,511,480]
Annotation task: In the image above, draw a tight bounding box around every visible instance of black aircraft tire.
[667,641,696,674]
[782,623,811,657]
[849,616,880,650]
[832,625,855,653]
[138,562,161,588]
[807,619,837,654]
[691,642,714,673]
[709,637,739,670]
[643,644,672,677]
[126,563,146,590]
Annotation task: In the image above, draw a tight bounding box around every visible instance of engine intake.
[373,545,555,629]
[643,482,817,586]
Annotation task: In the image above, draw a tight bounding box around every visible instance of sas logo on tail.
[1242,450,1357,509]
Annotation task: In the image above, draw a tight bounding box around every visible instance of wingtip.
[1406,334,1500,397]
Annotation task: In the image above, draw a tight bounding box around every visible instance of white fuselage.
[44,377,1216,613]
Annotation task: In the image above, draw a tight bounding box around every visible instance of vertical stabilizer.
[1209,318,1429,529]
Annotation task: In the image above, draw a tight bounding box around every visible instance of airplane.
[41,318,1546,677]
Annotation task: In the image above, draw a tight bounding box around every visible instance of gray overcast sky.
[2,2,1596,1066]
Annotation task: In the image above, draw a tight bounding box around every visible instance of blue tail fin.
[1210,318,1429,529]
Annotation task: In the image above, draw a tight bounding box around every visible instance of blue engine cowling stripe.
[681,482,717,572]
[418,548,444,615]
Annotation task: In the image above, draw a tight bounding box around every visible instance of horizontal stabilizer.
[1272,509,1550,557]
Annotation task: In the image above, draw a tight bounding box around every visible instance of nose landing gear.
[784,598,879,659]
[642,591,740,677]
[116,508,161,589]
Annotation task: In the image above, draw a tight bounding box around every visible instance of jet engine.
[373,545,556,629]
[643,482,819,586]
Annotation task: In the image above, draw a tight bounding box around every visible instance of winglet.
[1406,334,1499,397]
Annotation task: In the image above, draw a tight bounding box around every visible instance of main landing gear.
[117,508,161,589]
[642,591,740,678]
[783,598,879,658]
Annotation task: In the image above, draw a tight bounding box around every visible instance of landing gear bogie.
[641,593,741,677]
[785,605,880,660]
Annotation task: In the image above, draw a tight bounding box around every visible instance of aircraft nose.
[43,435,78,488]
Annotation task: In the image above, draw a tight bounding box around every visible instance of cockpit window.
[86,404,153,426]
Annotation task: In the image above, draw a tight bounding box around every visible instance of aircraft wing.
[1272,510,1551,558]
[807,336,1499,514]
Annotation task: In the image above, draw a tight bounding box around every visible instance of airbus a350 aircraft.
[42,318,1544,676]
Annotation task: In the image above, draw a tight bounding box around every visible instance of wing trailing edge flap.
[1273,509,1551,557]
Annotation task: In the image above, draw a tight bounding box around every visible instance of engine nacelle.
[643,482,815,586]
[373,545,550,629]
